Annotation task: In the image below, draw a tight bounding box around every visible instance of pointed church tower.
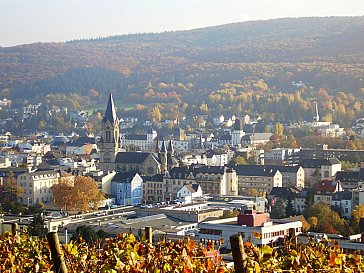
[167,139,174,156]
[159,140,167,174]
[231,119,245,146]
[99,93,121,171]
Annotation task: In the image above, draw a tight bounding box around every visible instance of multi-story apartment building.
[300,144,364,162]
[17,170,61,205]
[264,148,301,165]
[232,165,283,194]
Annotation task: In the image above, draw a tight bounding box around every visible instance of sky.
[0,0,363,47]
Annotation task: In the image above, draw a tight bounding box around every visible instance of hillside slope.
[0,16,364,98]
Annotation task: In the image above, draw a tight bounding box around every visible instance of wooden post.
[47,232,68,273]
[145,226,152,244]
[11,223,18,235]
[289,228,297,248]
[230,234,246,273]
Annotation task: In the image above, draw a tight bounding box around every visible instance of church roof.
[115,152,156,164]
[103,93,118,124]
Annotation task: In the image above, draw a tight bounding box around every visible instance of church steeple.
[103,93,118,125]
[159,140,167,174]
[167,139,174,154]
[99,93,121,171]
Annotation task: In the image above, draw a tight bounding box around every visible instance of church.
[98,93,178,175]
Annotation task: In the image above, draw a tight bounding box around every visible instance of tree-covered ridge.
[1,16,364,96]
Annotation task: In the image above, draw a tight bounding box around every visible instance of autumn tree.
[149,106,162,123]
[51,176,104,212]
[0,172,24,213]
[303,204,346,234]
[349,205,364,233]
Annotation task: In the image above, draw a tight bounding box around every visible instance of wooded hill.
[1,16,364,100]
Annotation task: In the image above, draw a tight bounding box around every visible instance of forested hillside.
[1,17,364,125]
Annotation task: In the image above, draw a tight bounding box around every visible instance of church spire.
[103,93,118,124]
[167,139,174,153]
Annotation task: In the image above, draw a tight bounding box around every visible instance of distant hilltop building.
[98,94,177,175]
[313,101,319,122]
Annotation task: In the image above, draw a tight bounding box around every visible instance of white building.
[177,184,203,203]
[123,129,157,152]
[17,170,61,205]
[199,211,302,248]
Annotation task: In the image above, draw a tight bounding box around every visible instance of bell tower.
[99,93,121,171]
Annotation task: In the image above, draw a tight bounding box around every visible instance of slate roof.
[72,136,96,146]
[115,152,157,164]
[335,170,360,182]
[300,158,341,168]
[142,174,164,182]
[191,165,226,175]
[332,190,352,201]
[103,93,118,124]
[230,164,279,177]
[111,172,139,183]
[124,134,148,141]
[269,187,298,199]
[205,149,226,158]
[296,188,314,198]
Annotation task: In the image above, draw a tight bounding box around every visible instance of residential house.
[335,170,363,190]
[205,149,229,166]
[294,188,314,214]
[111,172,143,206]
[314,180,343,206]
[332,190,352,218]
[177,184,203,203]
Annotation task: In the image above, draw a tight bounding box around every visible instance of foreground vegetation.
[0,231,363,272]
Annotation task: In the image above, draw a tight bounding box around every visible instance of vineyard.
[0,231,363,272]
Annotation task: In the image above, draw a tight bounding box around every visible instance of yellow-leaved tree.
[51,176,104,212]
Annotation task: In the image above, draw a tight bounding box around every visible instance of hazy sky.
[0,0,363,47]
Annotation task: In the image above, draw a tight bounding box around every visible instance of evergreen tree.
[28,213,47,238]
[285,198,295,217]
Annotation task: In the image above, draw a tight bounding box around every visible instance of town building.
[17,169,61,206]
[199,210,302,248]
[264,148,301,165]
[111,172,143,206]
[300,158,341,187]
[177,184,203,203]
[232,165,283,194]
[314,180,343,206]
